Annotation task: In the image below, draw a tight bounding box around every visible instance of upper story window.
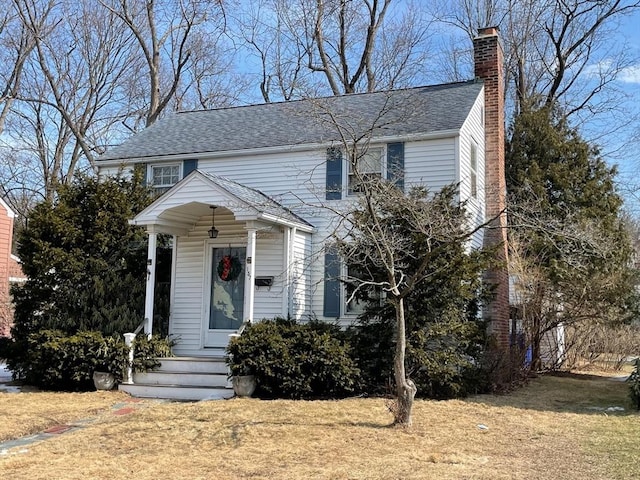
[348,146,384,195]
[151,164,180,188]
[470,142,478,198]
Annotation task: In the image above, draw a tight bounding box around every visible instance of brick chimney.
[473,27,510,350]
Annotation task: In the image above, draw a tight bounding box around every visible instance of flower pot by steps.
[93,371,116,390]
[232,375,256,397]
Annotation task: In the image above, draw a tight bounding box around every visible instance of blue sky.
[609,9,640,209]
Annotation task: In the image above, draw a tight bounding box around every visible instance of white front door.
[204,246,246,348]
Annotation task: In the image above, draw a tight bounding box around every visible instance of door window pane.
[209,247,245,330]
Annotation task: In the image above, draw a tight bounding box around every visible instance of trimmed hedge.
[226,318,360,399]
[3,330,173,391]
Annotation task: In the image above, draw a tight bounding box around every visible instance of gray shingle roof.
[199,171,313,228]
[99,81,483,162]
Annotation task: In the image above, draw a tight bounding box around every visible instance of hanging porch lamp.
[208,206,219,239]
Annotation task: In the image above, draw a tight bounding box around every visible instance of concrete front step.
[156,357,229,374]
[118,356,235,401]
[133,371,229,387]
[119,383,234,401]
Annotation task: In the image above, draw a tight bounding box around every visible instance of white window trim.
[346,145,386,197]
[148,163,182,188]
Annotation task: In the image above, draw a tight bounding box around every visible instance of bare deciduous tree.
[0,3,35,137]
[305,92,493,426]
[101,0,230,128]
[2,0,238,217]
[432,0,640,127]
[235,0,435,101]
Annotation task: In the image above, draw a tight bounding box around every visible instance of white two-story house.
[97,28,508,400]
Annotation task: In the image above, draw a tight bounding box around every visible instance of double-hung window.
[348,147,384,195]
[151,164,180,188]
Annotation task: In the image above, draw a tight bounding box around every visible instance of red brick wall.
[0,201,15,337]
[474,27,510,350]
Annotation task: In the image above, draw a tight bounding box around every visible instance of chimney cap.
[477,26,500,37]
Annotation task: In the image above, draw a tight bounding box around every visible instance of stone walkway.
[0,397,165,457]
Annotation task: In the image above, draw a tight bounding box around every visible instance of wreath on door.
[217,255,242,282]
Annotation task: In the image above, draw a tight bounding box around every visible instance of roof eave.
[96,129,463,167]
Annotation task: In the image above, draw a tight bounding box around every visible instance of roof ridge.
[174,80,478,116]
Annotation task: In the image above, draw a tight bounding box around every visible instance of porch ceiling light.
[208,206,219,239]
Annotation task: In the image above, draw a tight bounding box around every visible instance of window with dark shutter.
[326,147,343,200]
[323,249,341,318]
[386,142,404,191]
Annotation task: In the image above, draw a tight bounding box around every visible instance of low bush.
[226,318,360,399]
[346,315,491,399]
[4,330,173,391]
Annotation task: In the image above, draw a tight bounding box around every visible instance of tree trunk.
[393,296,417,427]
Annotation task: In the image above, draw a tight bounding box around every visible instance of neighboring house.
[97,28,509,399]
[0,198,26,338]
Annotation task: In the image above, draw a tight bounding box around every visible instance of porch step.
[119,383,234,401]
[118,356,235,401]
[155,357,229,375]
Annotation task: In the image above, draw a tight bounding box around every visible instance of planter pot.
[232,375,256,397]
[93,371,116,391]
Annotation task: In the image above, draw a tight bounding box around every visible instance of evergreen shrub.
[226,318,360,399]
[5,330,173,391]
[346,316,490,399]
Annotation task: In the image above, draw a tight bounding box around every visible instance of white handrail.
[122,320,146,385]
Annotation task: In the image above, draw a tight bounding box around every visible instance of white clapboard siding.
[459,93,487,250]
[253,230,287,320]
[291,229,312,318]
[404,138,457,193]
[170,233,205,355]
[197,150,327,212]
[117,135,473,331]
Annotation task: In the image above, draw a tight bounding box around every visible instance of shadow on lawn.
[465,371,636,416]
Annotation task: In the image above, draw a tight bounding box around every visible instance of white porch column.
[282,227,292,317]
[286,227,297,317]
[244,226,257,323]
[144,231,157,338]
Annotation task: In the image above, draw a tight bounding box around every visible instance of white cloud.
[584,60,640,84]
[619,65,640,84]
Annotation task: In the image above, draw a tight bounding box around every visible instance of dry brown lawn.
[0,373,637,480]
[0,390,130,442]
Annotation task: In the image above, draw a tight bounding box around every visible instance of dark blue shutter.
[325,147,343,200]
[323,249,341,318]
[386,142,404,190]
[183,159,198,177]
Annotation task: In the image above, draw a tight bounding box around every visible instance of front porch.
[120,171,313,399]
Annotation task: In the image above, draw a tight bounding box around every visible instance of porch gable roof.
[131,169,314,234]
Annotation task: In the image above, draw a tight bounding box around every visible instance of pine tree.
[506,107,639,368]
[11,171,153,340]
